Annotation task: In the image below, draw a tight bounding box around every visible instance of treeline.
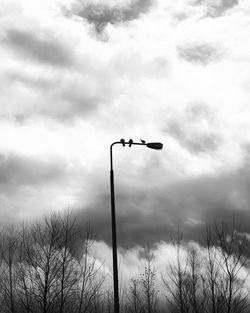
[0,212,249,313]
[0,213,109,313]
[162,222,250,313]
[125,221,250,313]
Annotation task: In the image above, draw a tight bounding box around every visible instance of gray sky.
[1,0,250,246]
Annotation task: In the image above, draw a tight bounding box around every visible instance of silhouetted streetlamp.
[110,139,163,313]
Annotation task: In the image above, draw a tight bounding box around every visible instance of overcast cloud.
[1,0,250,259]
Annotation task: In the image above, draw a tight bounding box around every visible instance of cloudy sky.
[1,0,250,251]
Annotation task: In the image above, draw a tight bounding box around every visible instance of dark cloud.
[73,0,153,32]
[177,43,223,65]
[186,101,214,121]
[195,0,239,17]
[163,102,221,154]
[51,85,100,122]
[7,71,53,91]
[35,97,99,123]
[167,120,220,153]
[74,155,250,247]
[0,153,82,225]
[4,71,100,123]
[74,192,176,248]
[3,29,73,67]
[0,153,68,187]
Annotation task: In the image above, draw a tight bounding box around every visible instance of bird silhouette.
[140,139,146,144]
[120,138,125,146]
[128,139,133,147]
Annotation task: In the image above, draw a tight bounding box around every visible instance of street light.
[110,138,163,313]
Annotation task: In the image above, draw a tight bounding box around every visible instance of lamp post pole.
[110,142,120,313]
[110,139,163,313]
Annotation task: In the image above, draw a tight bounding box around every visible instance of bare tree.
[213,220,249,313]
[126,278,143,313]
[52,211,80,313]
[75,223,105,313]
[162,230,189,313]
[163,221,250,313]
[0,227,19,313]
[20,218,62,313]
[203,224,223,313]
[185,245,205,313]
[126,247,159,313]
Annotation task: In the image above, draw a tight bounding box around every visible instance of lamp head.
[146,142,163,150]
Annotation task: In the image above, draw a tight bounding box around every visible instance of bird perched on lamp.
[120,139,125,146]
